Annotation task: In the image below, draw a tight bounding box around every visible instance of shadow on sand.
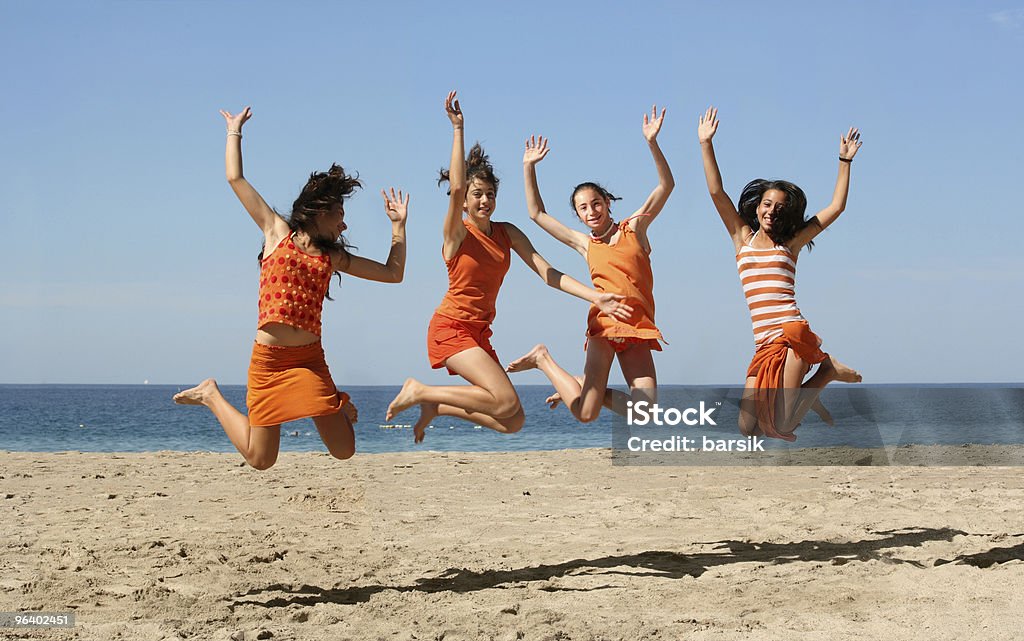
[229,526,1020,609]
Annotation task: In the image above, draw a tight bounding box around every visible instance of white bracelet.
[227,130,242,138]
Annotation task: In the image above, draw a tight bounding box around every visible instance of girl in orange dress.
[697,106,862,440]
[385,92,632,443]
[174,106,409,469]
[506,106,674,423]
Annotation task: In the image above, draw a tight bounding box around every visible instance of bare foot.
[386,378,421,420]
[173,378,218,406]
[545,392,563,409]
[506,344,549,373]
[545,374,584,409]
[811,398,834,426]
[825,356,863,383]
[413,403,438,444]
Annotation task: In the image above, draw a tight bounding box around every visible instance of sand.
[1,448,1022,640]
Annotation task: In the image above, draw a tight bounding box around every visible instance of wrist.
[839,156,853,163]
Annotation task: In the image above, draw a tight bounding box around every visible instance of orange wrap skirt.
[427,313,500,375]
[246,341,352,427]
[745,321,827,441]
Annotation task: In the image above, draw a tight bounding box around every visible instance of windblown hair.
[737,179,815,250]
[569,182,622,215]
[438,143,499,193]
[258,164,361,299]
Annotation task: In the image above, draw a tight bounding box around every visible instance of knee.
[329,443,355,461]
[738,412,758,437]
[247,454,278,471]
[578,406,601,423]
[503,408,525,434]
[493,393,522,419]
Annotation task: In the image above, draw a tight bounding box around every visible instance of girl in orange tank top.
[507,105,674,424]
[698,105,864,440]
[385,92,633,443]
[173,106,410,470]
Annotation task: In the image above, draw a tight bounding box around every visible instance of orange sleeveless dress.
[428,220,512,374]
[586,222,663,352]
[246,234,353,427]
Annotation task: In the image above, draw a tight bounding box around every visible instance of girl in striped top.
[698,106,863,441]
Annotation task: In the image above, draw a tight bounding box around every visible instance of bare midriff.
[256,322,321,347]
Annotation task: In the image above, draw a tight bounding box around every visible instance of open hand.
[523,135,550,166]
[595,293,634,321]
[220,106,252,131]
[642,104,667,143]
[698,106,719,143]
[445,91,463,128]
[839,127,862,160]
[381,187,409,224]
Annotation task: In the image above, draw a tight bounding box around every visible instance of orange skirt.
[427,313,500,375]
[246,342,349,427]
[745,321,827,441]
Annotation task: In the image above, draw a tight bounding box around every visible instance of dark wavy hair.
[569,182,622,216]
[259,164,361,298]
[438,143,499,194]
[737,179,815,249]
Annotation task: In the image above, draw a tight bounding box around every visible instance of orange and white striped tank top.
[736,232,805,347]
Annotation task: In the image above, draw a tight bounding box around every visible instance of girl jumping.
[174,106,409,469]
[385,91,632,443]
[507,105,674,423]
[697,106,862,441]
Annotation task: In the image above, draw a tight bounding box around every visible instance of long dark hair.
[438,143,499,194]
[737,179,815,249]
[569,181,622,215]
[259,164,361,298]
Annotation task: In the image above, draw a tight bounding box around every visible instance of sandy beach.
[2,448,1022,640]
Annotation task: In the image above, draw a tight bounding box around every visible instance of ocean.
[0,384,1022,454]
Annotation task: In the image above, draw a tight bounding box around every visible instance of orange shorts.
[585,335,663,353]
[427,313,500,375]
[246,341,351,427]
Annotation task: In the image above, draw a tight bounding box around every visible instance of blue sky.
[1,1,1022,385]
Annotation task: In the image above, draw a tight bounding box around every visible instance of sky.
[1,1,1022,385]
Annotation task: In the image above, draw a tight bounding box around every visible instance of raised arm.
[336,188,409,283]
[631,105,676,237]
[698,107,748,250]
[790,127,863,252]
[219,107,287,237]
[441,91,468,261]
[523,135,589,256]
[505,223,633,321]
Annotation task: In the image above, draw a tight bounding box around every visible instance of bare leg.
[387,348,525,443]
[386,348,521,421]
[615,343,658,414]
[312,411,355,460]
[507,341,616,423]
[738,376,763,437]
[173,378,280,470]
[777,353,863,436]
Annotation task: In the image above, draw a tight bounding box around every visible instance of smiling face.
[315,201,347,241]
[756,189,788,233]
[464,177,497,219]
[572,187,612,231]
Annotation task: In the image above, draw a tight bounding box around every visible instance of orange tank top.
[257,234,334,336]
[586,222,663,341]
[435,219,512,324]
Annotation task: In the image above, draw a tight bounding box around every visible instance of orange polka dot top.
[257,233,334,336]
